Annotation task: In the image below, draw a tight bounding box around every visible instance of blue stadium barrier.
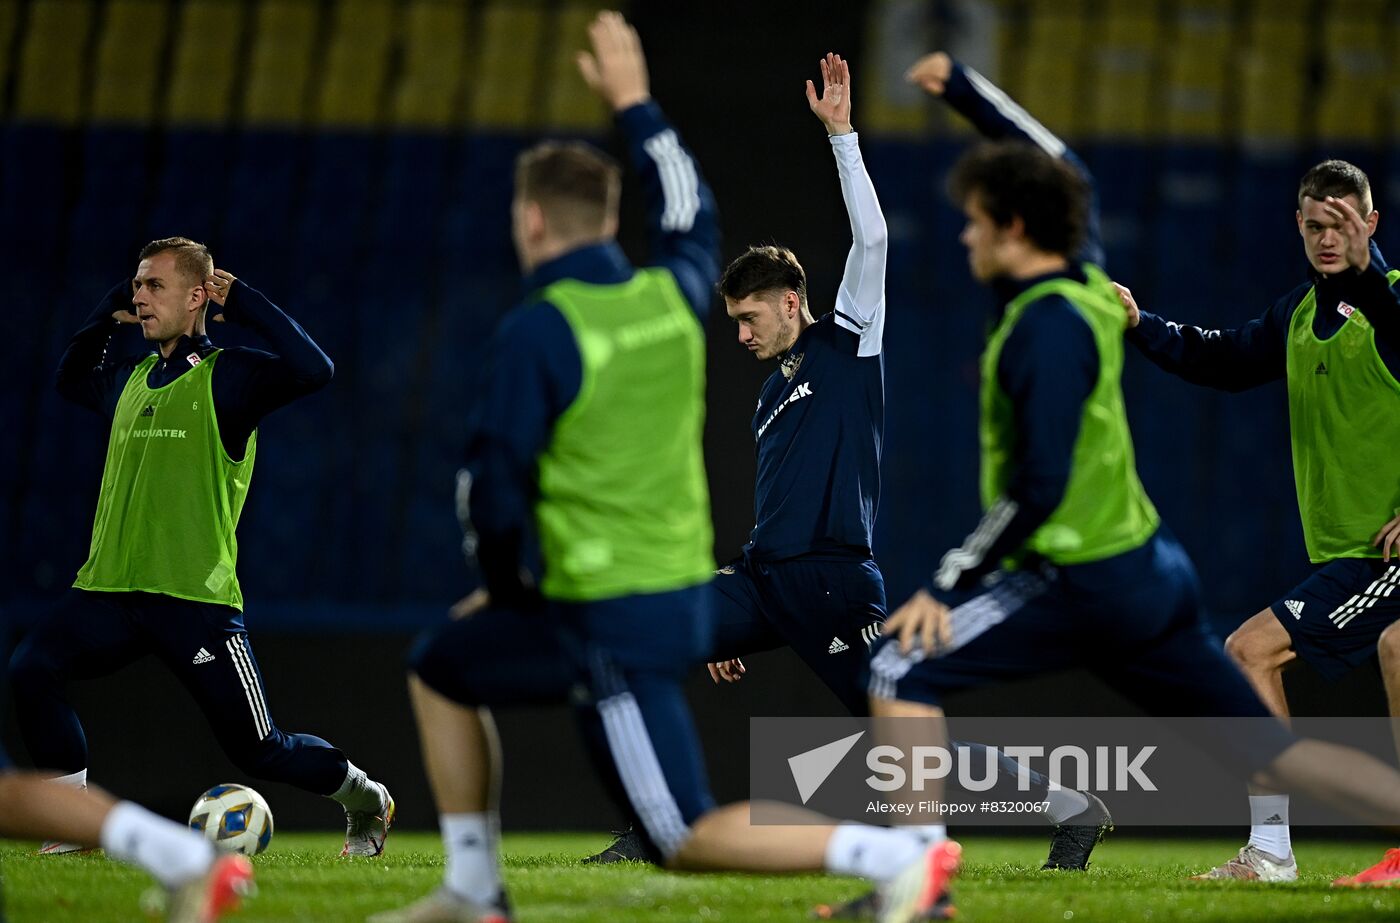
[147,129,231,245]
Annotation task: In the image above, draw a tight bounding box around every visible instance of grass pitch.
[3,832,1398,922]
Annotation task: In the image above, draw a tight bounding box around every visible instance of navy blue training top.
[1128,240,1400,386]
[56,278,334,460]
[459,100,720,606]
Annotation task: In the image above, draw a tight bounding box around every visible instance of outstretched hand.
[1112,281,1141,329]
[577,10,650,112]
[806,52,853,136]
[905,52,953,96]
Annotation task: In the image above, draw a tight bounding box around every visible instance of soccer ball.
[188,783,274,856]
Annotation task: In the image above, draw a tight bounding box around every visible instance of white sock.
[442,812,501,905]
[50,769,87,789]
[330,762,384,813]
[823,823,926,884]
[909,825,947,845]
[1044,788,1090,824]
[100,801,215,889]
[1246,795,1291,859]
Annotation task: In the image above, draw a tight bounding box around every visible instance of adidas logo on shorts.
[192,647,215,665]
[828,637,849,654]
[1284,600,1305,620]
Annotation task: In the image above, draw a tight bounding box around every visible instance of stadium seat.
[540,2,611,133]
[468,1,547,130]
[1237,0,1308,145]
[1016,3,1087,140]
[391,0,469,130]
[859,0,931,137]
[1162,1,1234,141]
[90,0,168,125]
[13,0,94,125]
[315,0,394,128]
[1087,4,1160,140]
[165,0,246,126]
[243,0,321,127]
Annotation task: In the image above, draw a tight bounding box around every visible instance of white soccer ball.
[188,783,274,856]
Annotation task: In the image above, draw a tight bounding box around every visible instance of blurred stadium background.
[0,0,1396,830]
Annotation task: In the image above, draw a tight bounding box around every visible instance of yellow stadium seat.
[1087,12,1160,139]
[1162,2,1234,140]
[315,0,396,127]
[0,0,22,101]
[1014,11,1087,139]
[91,0,169,124]
[860,0,931,137]
[15,0,94,124]
[166,0,246,125]
[468,1,546,130]
[1316,6,1386,142]
[243,0,321,126]
[540,1,610,132]
[391,0,469,129]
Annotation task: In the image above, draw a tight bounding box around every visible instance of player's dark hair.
[718,245,808,311]
[1298,160,1373,214]
[947,141,1089,258]
[139,236,214,287]
[515,141,622,238]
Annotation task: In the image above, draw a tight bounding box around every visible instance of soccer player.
[863,139,1400,917]
[589,53,1108,879]
[1116,160,1400,883]
[371,13,956,923]
[10,238,394,857]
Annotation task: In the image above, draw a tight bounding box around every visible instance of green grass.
[3,832,1398,922]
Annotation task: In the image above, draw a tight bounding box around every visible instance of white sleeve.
[829,131,888,357]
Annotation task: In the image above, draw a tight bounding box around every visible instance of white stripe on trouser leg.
[233,635,273,738]
[226,637,270,740]
[237,636,274,737]
[868,573,1045,701]
[596,692,690,857]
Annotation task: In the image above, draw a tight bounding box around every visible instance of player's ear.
[1367,208,1379,236]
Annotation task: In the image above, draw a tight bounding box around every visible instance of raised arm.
[1116,281,1290,392]
[578,11,720,318]
[907,52,1104,266]
[56,279,147,416]
[808,53,887,357]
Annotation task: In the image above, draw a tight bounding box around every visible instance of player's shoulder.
[1017,293,1092,336]
[208,345,275,368]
